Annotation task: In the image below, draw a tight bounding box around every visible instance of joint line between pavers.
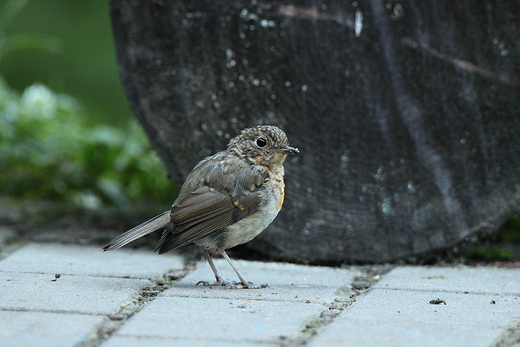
[0,307,105,316]
[372,286,520,296]
[279,266,391,347]
[492,317,520,347]
[0,269,156,280]
[73,264,195,347]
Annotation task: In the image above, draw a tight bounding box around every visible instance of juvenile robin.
[102,125,299,289]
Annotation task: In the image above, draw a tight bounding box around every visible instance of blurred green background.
[1,0,129,125]
[0,0,177,210]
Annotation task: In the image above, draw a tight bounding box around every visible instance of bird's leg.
[196,249,268,289]
[220,250,268,289]
[196,249,227,286]
[219,250,248,286]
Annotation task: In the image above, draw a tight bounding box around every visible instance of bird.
[102,125,299,288]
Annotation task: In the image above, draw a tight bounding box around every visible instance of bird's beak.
[279,145,300,154]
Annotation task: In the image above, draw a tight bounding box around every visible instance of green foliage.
[498,212,520,243]
[0,0,176,210]
[0,79,177,208]
[461,246,517,262]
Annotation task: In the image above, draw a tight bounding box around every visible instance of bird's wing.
[155,156,265,254]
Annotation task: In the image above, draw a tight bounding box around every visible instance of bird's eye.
[256,138,267,147]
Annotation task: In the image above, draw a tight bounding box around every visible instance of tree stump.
[110,0,520,263]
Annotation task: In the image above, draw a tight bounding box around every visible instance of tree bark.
[110,0,520,263]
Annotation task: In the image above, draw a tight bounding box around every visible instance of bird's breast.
[218,183,283,250]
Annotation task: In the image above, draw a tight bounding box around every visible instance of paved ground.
[0,240,519,347]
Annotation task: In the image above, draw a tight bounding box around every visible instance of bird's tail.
[101,211,170,251]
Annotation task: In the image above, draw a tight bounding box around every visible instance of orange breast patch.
[275,180,285,211]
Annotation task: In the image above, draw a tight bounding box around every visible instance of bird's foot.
[230,282,269,289]
[196,280,269,289]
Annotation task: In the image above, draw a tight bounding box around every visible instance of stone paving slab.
[0,243,186,347]
[102,336,267,347]
[0,243,184,279]
[107,260,360,345]
[0,271,149,314]
[310,267,520,347]
[166,259,357,303]
[372,266,520,294]
[112,296,323,344]
[1,243,519,347]
[0,310,105,347]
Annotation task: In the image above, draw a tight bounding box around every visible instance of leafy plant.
[0,79,177,208]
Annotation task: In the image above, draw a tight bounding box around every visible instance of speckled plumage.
[102,125,299,288]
